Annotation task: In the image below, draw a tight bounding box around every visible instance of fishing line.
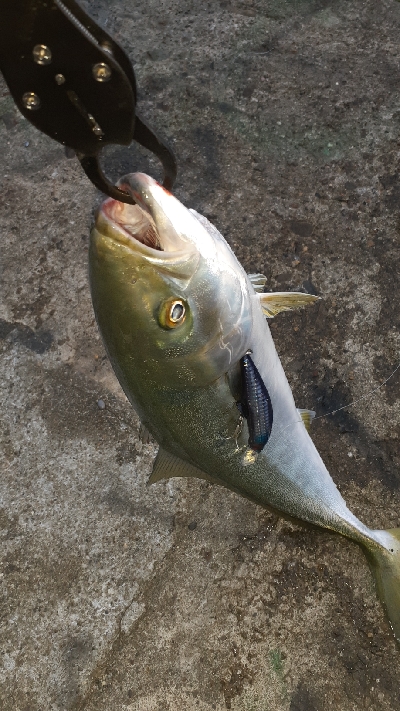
[313,360,400,421]
[266,361,400,444]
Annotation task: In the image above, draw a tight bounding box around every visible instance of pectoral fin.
[297,408,316,432]
[148,447,219,485]
[259,292,320,318]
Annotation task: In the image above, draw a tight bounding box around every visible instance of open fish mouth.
[99,173,190,254]
[101,198,163,250]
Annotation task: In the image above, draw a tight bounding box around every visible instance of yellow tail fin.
[367,528,400,643]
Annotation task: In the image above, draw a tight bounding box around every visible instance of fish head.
[90,173,253,392]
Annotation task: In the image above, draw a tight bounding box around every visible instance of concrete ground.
[1,0,400,709]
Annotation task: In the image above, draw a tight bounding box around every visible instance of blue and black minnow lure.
[239,351,273,461]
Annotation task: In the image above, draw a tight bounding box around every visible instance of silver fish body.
[90,173,400,643]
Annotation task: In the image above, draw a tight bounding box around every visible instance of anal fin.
[148,447,219,486]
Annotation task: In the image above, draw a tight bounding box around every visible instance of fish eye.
[170,301,185,322]
[159,298,187,329]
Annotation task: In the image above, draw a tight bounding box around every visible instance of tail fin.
[366,528,400,643]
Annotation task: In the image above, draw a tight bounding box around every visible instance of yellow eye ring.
[159,298,187,329]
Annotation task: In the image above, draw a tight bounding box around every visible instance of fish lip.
[116,173,159,211]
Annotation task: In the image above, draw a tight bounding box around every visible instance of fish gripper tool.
[0,0,177,204]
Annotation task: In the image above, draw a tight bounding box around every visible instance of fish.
[90,172,400,643]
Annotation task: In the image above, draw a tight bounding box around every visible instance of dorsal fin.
[248,273,267,293]
[297,409,316,432]
[148,447,219,485]
[259,292,320,318]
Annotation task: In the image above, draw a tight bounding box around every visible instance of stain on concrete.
[289,682,319,711]
[0,318,53,353]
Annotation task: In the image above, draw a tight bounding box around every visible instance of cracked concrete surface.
[1,0,400,709]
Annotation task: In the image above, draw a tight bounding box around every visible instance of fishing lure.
[239,351,273,459]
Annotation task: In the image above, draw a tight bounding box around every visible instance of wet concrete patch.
[289,682,319,711]
[0,318,53,353]
[38,364,138,448]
